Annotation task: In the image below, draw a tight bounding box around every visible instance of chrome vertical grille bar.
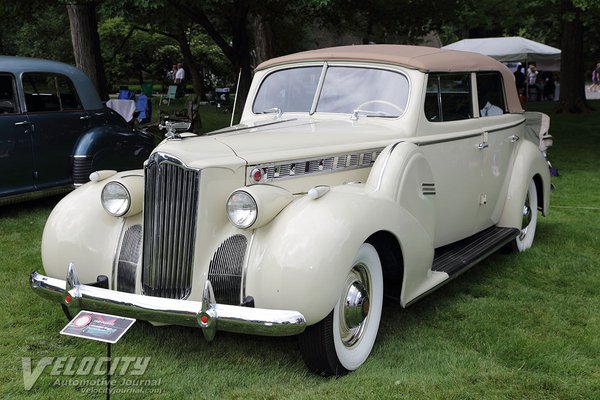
[142,153,200,299]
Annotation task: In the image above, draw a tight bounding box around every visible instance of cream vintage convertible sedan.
[31,45,553,376]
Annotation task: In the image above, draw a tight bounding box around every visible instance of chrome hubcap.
[520,192,532,240]
[340,264,370,347]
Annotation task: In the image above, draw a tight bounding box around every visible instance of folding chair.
[165,85,177,105]
[136,94,151,123]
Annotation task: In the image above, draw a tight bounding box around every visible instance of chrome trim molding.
[416,132,482,146]
[248,148,383,184]
[0,185,72,206]
[30,267,306,340]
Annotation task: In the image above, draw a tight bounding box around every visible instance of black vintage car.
[0,56,154,205]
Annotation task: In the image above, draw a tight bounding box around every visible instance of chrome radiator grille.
[142,153,200,299]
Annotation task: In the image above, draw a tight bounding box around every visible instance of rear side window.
[0,74,18,114]
[22,73,82,112]
[425,73,472,122]
[476,72,506,117]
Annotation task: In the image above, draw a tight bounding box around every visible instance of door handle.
[509,135,520,143]
[79,115,92,120]
[14,120,32,133]
[476,131,489,149]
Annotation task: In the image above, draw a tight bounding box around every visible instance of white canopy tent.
[442,36,561,71]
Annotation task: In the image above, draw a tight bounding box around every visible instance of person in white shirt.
[174,63,185,97]
[527,65,539,100]
[175,63,185,83]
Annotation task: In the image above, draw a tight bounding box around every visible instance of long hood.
[212,118,407,164]
[151,134,244,170]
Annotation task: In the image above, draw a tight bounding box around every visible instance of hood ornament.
[159,120,192,140]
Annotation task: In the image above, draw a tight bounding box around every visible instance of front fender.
[41,171,144,286]
[244,184,433,325]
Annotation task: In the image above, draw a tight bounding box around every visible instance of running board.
[432,227,520,276]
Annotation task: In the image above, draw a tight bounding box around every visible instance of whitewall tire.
[299,243,384,376]
[508,179,538,253]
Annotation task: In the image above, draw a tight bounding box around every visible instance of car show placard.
[61,311,135,344]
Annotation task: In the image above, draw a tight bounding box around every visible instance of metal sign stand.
[106,342,111,400]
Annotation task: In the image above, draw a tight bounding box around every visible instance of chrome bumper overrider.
[30,264,306,340]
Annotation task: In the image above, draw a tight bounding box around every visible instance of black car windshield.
[252,65,409,117]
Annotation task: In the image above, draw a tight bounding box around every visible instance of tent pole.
[526,60,529,100]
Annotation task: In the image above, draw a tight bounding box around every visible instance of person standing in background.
[175,63,185,97]
[590,63,600,92]
[514,65,526,95]
[527,65,539,101]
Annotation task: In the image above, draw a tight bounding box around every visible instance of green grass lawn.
[1,102,599,399]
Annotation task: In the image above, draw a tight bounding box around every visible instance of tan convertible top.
[256,45,523,113]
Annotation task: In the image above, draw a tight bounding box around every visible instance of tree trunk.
[175,0,252,119]
[249,12,274,66]
[172,28,204,99]
[558,0,589,113]
[66,3,109,101]
[231,0,252,119]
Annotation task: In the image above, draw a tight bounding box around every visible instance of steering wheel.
[355,100,404,115]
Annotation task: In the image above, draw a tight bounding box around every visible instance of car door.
[474,71,521,231]
[0,73,35,198]
[419,72,485,247]
[21,72,90,189]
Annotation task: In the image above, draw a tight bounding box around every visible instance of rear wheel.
[507,179,538,253]
[299,243,383,376]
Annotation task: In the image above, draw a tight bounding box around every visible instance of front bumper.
[30,264,306,340]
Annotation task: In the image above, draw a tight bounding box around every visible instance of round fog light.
[227,191,257,229]
[101,182,131,217]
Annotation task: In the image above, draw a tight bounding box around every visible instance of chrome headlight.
[101,181,131,217]
[227,190,257,229]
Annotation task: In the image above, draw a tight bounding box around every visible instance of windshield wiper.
[350,109,396,121]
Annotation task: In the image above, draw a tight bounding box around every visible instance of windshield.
[252,65,409,117]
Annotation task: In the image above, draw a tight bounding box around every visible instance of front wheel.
[507,179,538,253]
[299,243,383,376]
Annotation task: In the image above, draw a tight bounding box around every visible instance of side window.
[22,73,82,112]
[425,73,472,122]
[476,72,506,117]
[0,74,18,114]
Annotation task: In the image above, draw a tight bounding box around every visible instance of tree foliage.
[2,0,600,113]
[0,2,73,62]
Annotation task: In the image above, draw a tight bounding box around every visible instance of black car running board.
[432,226,520,276]
[404,226,519,307]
